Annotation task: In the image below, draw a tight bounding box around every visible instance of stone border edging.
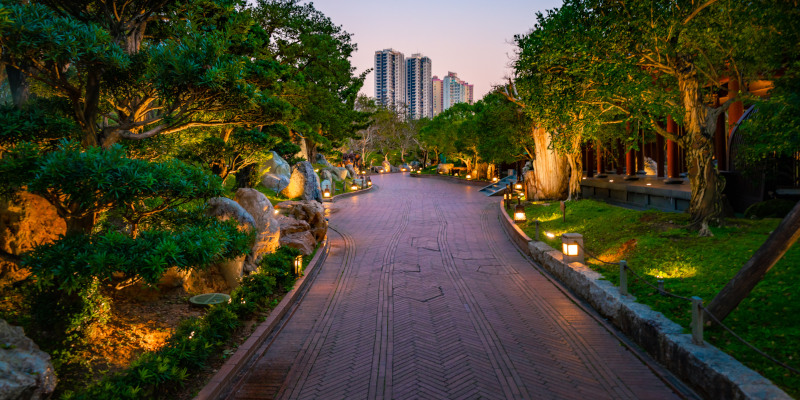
[329,184,374,202]
[409,173,491,187]
[498,201,791,400]
[195,238,331,400]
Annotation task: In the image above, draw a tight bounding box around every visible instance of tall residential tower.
[374,49,406,110]
[406,54,432,119]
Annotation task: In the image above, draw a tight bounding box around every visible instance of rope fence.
[575,241,800,377]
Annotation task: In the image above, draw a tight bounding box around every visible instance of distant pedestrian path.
[225,173,683,399]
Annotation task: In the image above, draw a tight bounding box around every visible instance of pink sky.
[302,0,564,101]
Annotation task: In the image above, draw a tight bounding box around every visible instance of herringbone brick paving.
[227,173,682,400]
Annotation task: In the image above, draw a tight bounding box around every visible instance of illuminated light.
[514,182,523,190]
[561,233,585,264]
[492,177,498,182]
[609,179,614,182]
[401,168,407,171]
[273,209,279,215]
[466,174,472,179]
[513,204,526,223]
[646,183,652,186]
[546,232,555,238]
[350,183,358,191]
[294,255,303,276]
[323,188,331,199]
[367,178,373,186]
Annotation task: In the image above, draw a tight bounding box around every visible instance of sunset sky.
[302,0,564,101]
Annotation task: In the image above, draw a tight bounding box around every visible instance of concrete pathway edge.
[498,202,791,400]
[195,238,331,400]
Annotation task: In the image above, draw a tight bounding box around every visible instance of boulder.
[409,161,420,168]
[390,166,400,173]
[437,163,454,174]
[352,178,364,187]
[194,197,256,291]
[261,174,290,193]
[345,164,357,178]
[371,165,385,173]
[382,160,392,173]
[320,179,332,191]
[332,167,348,181]
[281,161,323,202]
[315,153,333,168]
[321,169,333,185]
[261,151,291,178]
[278,216,312,234]
[276,201,327,243]
[234,188,281,272]
[0,319,57,400]
[0,192,66,279]
[279,230,316,255]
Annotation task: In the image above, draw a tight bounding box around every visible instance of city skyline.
[302,0,563,101]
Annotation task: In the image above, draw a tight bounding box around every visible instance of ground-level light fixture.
[350,182,358,191]
[401,168,407,172]
[294,255,303,276]
[561,233,584,264]
[367,177,373,186]
[466,174,472,179]
[323,188,331,199]
[513,204,526,223]
[492,176,498,182]
[514,175,523,190]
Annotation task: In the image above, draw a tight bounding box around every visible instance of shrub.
[259,246,301,290]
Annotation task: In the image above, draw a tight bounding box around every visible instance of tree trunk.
[678,63,725,236]
[6,64,30,108]
[564,134,583,201]
[530,127,568,199]
[704,200,800,323]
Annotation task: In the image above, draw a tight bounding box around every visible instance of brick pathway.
[225,173,683,400]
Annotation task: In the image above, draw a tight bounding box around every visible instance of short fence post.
[619,260,628,296]
[535,220,540,241]
[691,296,704,346]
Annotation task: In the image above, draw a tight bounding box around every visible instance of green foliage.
[23,214,252,293]
[259,246,302,290]
[513,200,800,396]
[0,99,78,151]
[178,126,285,181]
[228,269,277,317]
[744,199,797,220]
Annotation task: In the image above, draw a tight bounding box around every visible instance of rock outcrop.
[382,160,392,173]
[260,152,291,193]
[315,153,333,168]
[281,161,322,202]
[345,163,356,178]
[234,188,281,272]
[437,163,454,174]
[0,319,57,400]
[277,217,316,255]
[276,201,327,243]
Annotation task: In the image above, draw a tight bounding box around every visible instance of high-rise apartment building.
[443,71,471,110]
[374,49,406,110]
[406,54,432,119]
[432,76,443,116]
[466,84,474,105]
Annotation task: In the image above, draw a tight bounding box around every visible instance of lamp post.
[294,255,303,276]
[514,174,524,191]
[323,187,331,200]
[561,233,585,264]
[513,204,526,224]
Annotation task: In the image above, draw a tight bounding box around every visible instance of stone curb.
[195,238,331,400]
[498,201,791,400]
[328,184,374,203]
[409,173,491,187]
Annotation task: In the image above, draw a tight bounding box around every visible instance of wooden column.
[715,100,728,171]
[656,133,665,178]
[636,129,645,174]
[596,141,604,175]
[728,78,744,135]
[586,144,594,178]
[667,115,680,179]
[616,139,624,175]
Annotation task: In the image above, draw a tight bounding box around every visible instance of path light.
[367,177,373,187]
[466,173,472,179]
[401,167,407,172]
[492,176,498,182]
[323,188,331,199]
[294,255,303,276]
[350,182,358,191]
[513,204,526,223]
[514,175,523,190]
[561,233,584,264]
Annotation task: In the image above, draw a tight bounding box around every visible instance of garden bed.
[507,199,799,397]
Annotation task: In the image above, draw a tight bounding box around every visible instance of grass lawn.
[509,199,799,397]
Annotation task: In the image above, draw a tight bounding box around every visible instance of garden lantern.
[323,188,331,199]
[561,233,584,264]
[367,177,372,187]
[294,255,303,276]
[513,204,526,223]
[514,175,523,191]
[466,174,472,179]
[492,176,498,182]
[350,182,358,191]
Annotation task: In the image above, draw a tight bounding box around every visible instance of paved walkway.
[225,173,682,400]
